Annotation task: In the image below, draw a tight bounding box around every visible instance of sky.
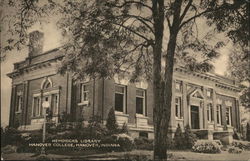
[0,2,233,127]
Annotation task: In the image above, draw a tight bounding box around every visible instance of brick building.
[7,31,241,141]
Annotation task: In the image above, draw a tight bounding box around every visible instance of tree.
[226,44,249,109]
[173,124,184,149]
[2,0,248,159]
[106,108,118,134]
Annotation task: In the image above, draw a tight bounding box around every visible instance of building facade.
[7,31,241,141]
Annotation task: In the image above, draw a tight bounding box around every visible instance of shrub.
[134,137,153,150]
[87,115,108,138]
[228,146,242,154]
[120,122,128,134]
[192,140,221,153]
[174,124,184,149]
[106,108,118,134]
[2,126,22,146]
[247,123,250,141]
[232,140,250,150]
[113,133,135,151]
[183,124,197,149]
[193,130,208,139]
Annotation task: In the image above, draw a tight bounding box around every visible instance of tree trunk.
[152,0,181,159]
[152,0,167,160]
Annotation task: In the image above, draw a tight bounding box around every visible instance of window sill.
[115,111,129,117]
[175,117,183,121]
[78,101,89,106]
[31,116,44,119]
[136,113,148,119]
[31,115,59,119]
[15,111,22,114]
[208,121,214,124]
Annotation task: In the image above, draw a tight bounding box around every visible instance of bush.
[228,146,242,154]
[247,123,250,141]
[183,125,197,149]
[174,124,184,149]
[113,133,135,151]
[2,126,22,147]
[192,140,221,153]
[106,108,118,134]
[232,140,250,150]
[120,122,128,134]
[134,137,153,150]
[87,115,108,139]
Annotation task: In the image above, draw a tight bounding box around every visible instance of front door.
[191,105,200,129]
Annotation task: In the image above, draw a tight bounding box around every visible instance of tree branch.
[112,21,151,43]
[113,0,152,11]
[179,0,193,22]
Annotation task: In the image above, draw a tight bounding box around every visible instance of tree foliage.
[106,108,118,134]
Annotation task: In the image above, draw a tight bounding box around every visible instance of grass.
[2,149,250,160]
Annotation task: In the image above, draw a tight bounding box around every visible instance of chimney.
[28,31,44,57]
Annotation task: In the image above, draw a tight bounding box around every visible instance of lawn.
[2,150,250,160]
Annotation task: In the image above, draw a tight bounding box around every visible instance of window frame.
[226,106,232,126]
[136,88,146,116]
[16,95,23,113]
[207,103,213,122]
[32,96,41,117]
[175,97,182,119]
[80,83,89,105]
[114,84,126,113]
[216,104,222,125]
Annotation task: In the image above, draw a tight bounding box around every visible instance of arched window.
[43,81,51,89]
[41,78,53,89]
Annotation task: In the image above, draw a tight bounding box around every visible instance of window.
[175,81,181,90]
[207,103,213,122]
[175,97,182,118]
[33,97,41,117]
[16,95,23,112]
[51,94,59,115]
[226,106,232,126]
[136,89,146,115]
[43,80,52,89]
[80,84,89,103]
[207,90,212,98]
[115,85,126,112]
[216,105,222,125]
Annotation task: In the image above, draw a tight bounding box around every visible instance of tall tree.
[2,0,248,159]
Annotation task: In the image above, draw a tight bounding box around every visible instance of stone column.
[203,87,208,129]
[23,81,29,126]
[199,101,204,129]
[170,80,176,132]
[212,89,217,130]
[182,81,188,127]
[9,85,16,127]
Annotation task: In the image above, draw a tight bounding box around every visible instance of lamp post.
[41,101,50,155]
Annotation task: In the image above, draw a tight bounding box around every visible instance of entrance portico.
[188,88,204,130]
